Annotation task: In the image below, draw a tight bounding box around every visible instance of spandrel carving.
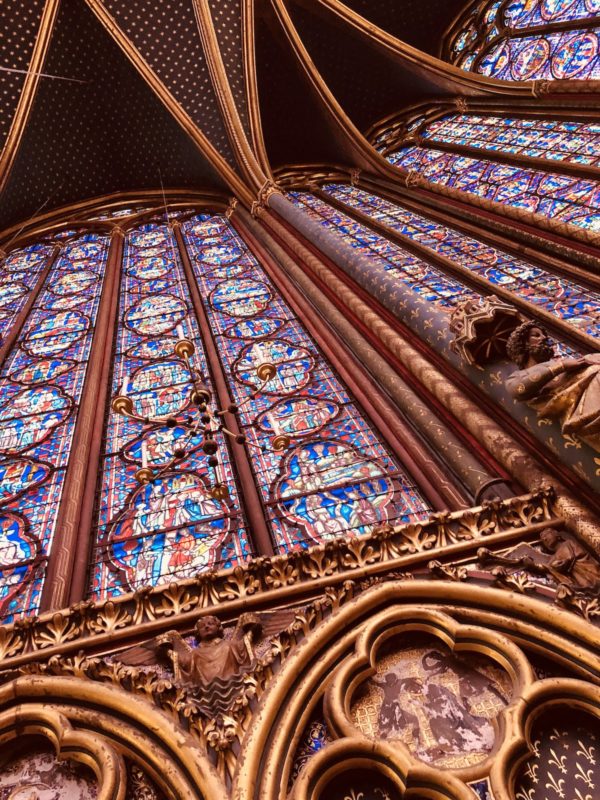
[479,527,600,596]
[114,609,296,716]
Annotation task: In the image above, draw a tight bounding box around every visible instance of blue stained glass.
[423,113,600,167]
[288,192,477,310]
[505,0,600,29]
[480,28,600,80]
[446,0,600,80]
[183,214,431,555]
[90,222,251,601]
[387,145,600,233]
[0,233,110,620]
[321,184,600,341]
[0,245,53,348]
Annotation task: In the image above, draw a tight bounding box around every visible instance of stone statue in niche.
[505,321,600,450]
[449,295,522,368]
[351,638,510,769]
[116,610,296,714]
[478,527,600,595]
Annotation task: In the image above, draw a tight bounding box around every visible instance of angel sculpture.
[115,610,296,714]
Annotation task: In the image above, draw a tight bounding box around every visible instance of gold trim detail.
[0,490,558,668]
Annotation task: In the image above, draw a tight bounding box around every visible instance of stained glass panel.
[0,233,110,620]
[422,114,600,167]
[504,0,600,29]
[387,145,600,232]
[90,223,251,600]
[321,184,600,340]
[182,214,431,556]
[446,0,600,80]
[479,29,600,80]
[288,192,478,310]
[0,244,54,348]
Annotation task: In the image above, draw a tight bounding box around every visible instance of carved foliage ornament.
[0,491,557,668]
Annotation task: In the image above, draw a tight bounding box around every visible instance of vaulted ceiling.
[0,0,500,232]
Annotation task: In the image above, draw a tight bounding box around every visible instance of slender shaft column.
[0,245,60,369]
[271,193,600,491]
[258,202,600,553]
[317,187,599,355]
[42,229,124,612]
[173,222,274,557]
[236,208,504,505]
[234,212,463,512]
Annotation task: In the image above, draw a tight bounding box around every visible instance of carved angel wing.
[114,630,188,667]
[255,607,301,641]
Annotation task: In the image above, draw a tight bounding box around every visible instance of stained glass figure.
[90,222,251,600]
[320,184,600,341]
[0,233,110,620]
[445,0,600,80]
[387,145,600,233]
[182,214,431,556]
[422,114,600,167]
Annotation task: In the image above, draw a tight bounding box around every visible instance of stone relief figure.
[505,321,600,450]
[117,613,259,686]
[479,528,600,595]
[115,610,295,714]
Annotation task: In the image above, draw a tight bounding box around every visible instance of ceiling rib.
[0,0,60,197]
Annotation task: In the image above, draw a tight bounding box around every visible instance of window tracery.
[90,221,250,599]
[445,0,600,80]
[289,192,478,310]
[421,113,600,167]
[0,244,54,346]
[0,233,110,620]
[181,215,430,557]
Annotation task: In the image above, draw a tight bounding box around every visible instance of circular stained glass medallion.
[552,32,598,79]
[124,294,186,336]
[0,386,70,454]
[48,270,96,296]
[23,311,88,356]
[195,244,243,266]
[0,283,27,307]
[211,279,271,318]
[511,38,550,80]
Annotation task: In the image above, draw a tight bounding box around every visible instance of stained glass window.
[445,0,600,80]
[0,233,110,620]
[421,114,600,167]
[182,215,431,557]
[90,222,251,599]
[0,244,54,347]
[88,214,431,600]
[320,184,600,340]
[289,192,482,309]
[386,145,600,232]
